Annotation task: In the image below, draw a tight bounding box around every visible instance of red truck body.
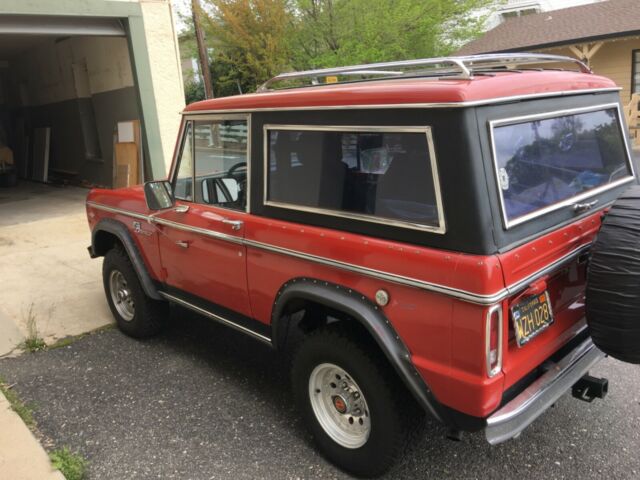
[86,54,636,476]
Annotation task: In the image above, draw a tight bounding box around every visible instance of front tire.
[291,328,417,477]
[103,246,168,338]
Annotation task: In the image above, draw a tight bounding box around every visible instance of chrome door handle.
[573,200,598,213]
[174,205,190,213]
[222,219,243,231]
[176,240,189,249]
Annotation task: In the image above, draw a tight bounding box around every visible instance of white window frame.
[488,103,636,229]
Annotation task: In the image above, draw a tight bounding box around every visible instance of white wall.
[139,0,185,174]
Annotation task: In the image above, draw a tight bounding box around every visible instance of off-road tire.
[103,245,168,338]
[291,328,418,477]
[586,185,640,364]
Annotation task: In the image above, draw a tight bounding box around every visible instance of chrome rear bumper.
[485,337,605,445]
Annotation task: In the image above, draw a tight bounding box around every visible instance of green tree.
[203,0,293,96]
[184,79,206,103]
[196,0,496,96]
[291,0,494,68]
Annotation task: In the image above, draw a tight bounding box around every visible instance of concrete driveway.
[0,182,113,356]
[0,310,638,480]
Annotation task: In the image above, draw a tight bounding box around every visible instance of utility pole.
[192,0,214,99]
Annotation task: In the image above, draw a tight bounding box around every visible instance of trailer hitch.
[572,374,608,403]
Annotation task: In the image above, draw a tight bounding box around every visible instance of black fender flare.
[90,218,162,300]
[271,277,447,423]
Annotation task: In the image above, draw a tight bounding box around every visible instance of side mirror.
[144,181,175,210]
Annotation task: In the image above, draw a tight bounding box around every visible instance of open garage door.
[0,15,126,36]
[0,15,145,188]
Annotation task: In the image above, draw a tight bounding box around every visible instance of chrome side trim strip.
[87,202,245,245]
[488,103,636,229]
[158,291,272,345]
[87,202,591,305]
[181,88,621,115]
[245,239,591,305]
[244,238,506,305]
[152,217,245,245]
[505,243,591,297]
[485,335,604,445]
[86,201,151,221]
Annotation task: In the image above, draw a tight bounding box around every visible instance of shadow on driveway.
[0,307,638,479]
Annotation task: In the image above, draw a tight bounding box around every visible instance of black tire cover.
[586,185,640,364]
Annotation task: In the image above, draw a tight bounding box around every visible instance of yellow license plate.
[511,291,554,347]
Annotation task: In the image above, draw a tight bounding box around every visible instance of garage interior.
[0,15,146,190]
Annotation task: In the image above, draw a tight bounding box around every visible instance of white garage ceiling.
[0,15,125,36]
[0,15,125,61]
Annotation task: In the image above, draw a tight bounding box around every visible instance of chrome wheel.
[309,363,371,449]
[109,269,135,321]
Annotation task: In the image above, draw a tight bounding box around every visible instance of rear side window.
[264,126,445,232]
[491,104,633,227]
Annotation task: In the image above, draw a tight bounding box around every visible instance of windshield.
[492,105,633,227]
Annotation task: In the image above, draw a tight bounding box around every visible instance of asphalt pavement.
[0,308,638,480]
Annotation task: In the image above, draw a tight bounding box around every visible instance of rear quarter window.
[264,126,445,233]
[491,104,634,228]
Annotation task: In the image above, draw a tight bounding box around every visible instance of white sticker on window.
[498,167,510,190]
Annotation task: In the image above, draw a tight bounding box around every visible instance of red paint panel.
[155,201,252,318]
[497,211,602,390]
[246,216,504,298]
[86,184,603,419]
[244,214,506,416]
[86,188,164,283]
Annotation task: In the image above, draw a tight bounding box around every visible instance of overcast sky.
[171,0,191,33]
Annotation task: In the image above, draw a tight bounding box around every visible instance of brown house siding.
[537,37,640,102]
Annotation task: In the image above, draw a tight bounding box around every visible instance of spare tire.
[586,185,640,364]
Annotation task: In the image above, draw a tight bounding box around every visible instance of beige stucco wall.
[139,0,185,174]
[540,36,640,103]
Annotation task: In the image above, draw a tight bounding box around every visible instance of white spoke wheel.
[102,246,168,338]
[109,269,135,321]
[292,329,418,477]
[309,363,371,449]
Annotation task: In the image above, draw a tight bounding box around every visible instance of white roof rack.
[257,53,591,92]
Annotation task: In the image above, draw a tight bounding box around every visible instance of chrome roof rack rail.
[257,53,591,92]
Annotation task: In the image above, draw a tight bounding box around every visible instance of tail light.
[485,305,503,377]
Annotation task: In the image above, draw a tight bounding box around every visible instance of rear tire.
[103,245,168,338]
[291,328,417,477]
[586,185,640,364]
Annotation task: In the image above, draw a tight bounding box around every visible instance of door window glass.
[173,122,194,201]
[194,119,248,211]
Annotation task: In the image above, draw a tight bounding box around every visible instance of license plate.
[511,291,554,347]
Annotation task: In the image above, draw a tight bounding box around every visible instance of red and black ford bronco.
[86,54,640,477]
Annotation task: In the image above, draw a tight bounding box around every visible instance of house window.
[632,50,640,95]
